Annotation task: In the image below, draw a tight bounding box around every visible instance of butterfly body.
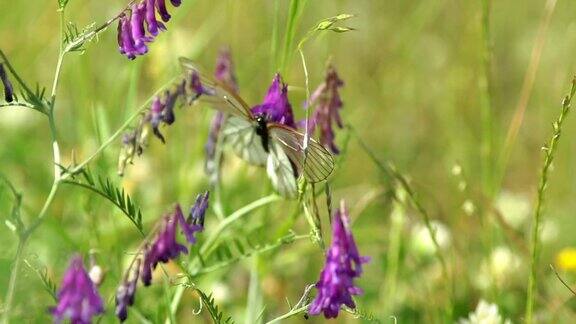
[254,114,271,153]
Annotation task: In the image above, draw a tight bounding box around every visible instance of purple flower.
[189,71,213,97]
[308,201,370,319]
[206,48,239,180]
[155,0,171,22]
[188,191,209,227]
[52,255,104,324]
[130,3,151,54]
[115,259,140,322]
[214,47,238,92]
[117,0,179,59]
[301,65,345,154]
[251,74,296,128]
[115,193,209,321]
[149,96,166,142]
[139,193,209,286]
[144,0,165,36]
[117,14,138,60]
[162,90,177,125]
[148,88,182,142]
[0,63,14,102]
[141,215,188,286]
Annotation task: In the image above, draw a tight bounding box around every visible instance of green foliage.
[23,259,58,301]
[194,287,235,324]
[62,168,144,235]
[63,22,95,53]
[57,0,70,10]
[194,232,299,276]
[297,13,355,49]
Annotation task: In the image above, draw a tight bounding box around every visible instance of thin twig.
[550,264,576,297]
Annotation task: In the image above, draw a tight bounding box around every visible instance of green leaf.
[194,288,235,324]
[23,259,58,301]
[62,168,144,235]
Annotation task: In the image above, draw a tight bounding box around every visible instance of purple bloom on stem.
[130,3,151,54]
[115,259,140,322]
[189,70,213,97]
[308,200,370,319]
[162,90,177,125]
[302,65,345,154]
[214,47,238,92]
[141,215,188,286]
[52,255,104,324]
[170,0,182,7]
[189,191,209,227]
[116,192,208,321]
[144,0,165,36]
[0,63,14,102]
[155,0,171,22]
[251,74,296,128]
[149,96,165,142]
[117,14,138,60]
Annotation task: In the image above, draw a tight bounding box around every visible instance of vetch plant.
[0,0,376,322]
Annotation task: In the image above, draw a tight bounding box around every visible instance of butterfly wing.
[266,140,298,198]
[268,124,335,183]
[179,57,254,120]
[221,116,268,166]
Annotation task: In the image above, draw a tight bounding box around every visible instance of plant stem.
[479,0,494,198]
[266,305,309,324]
[280,0,307,74]
[525,76,576,323]
[1,238,27,324]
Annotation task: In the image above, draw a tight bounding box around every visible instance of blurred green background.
[2,0,576,322]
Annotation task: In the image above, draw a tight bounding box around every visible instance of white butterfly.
[181,58,334,197]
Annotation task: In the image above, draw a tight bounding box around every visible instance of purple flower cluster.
[308,201,370,319]
[52,255,104,324]
[303,65,345,154]
[115,191,209,322]
[117,0,182,59]
[251,74,297,128]
[118,69,211,175]
[140,194,207,286]
[205,48,239,181]
[0,63,14,102]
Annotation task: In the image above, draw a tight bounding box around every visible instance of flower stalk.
[525,76,576,323]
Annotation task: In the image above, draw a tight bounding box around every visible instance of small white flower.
[458,299,512,324]
[88,265,105,286]
[474,246,522,290]
[411,221,451,256]
[495,191,530,229]
[475,246,522,289]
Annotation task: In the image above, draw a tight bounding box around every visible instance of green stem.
[525,76,576,323]
[265,305,309,324]
[479,0,494,198]
[280,0,307,74]
[1,238,27,324]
